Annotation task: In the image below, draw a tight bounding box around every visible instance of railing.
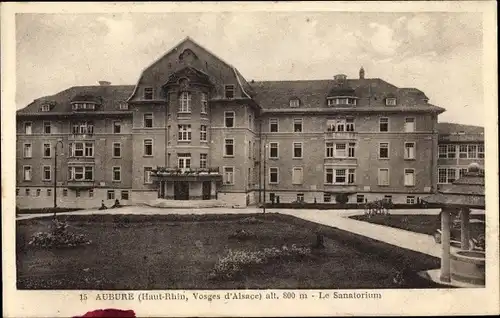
[324,131,358,140]
[66,180,95,188]
[153,167,221,176]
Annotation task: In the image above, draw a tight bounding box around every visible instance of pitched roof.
[249,78,445,113]
[17,85,134,115]
[437,122,484,135]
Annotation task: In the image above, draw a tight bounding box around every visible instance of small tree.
[335,193,349,204]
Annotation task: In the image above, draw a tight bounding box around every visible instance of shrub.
[237,217,264,224]
[228,229,256,241]
[28,219,92,249]
[210,245,311,280]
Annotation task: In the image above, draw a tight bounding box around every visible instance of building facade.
[16,37,481,209]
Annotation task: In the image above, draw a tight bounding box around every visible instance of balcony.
[69,133,95,141]
[323,184,358,193]
[67,180,95,189]
[324,131,358,140]
[153,167,222,180]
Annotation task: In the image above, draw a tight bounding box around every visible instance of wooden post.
[461,208,470,250]
[440,208,451,283]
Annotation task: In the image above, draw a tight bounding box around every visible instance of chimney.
[359,67,365,79]
[98,81,111,86]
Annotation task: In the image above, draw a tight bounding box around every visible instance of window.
[63,189,68,197]
[113,121,121,133]
[447,168,457,183]
[468,145,477,159]
[384,195,393,202]
[179,92,192,113]
[292,167,303,185]
[438,168,447,184]
[72,102,96,111]
[113,143,121,158]
[356,194,365,203]
[348,168,356,184]
[291,142,303,159]
[269,118,279,132]
[47,189,52,197]
[73,143,84,157]
[112,167,121,182]
[43,143,51,157]
[324,193,331,203]
[404,118,415,132]
[71,121,94,134]
[121,191,129,200]
[404,169,415,186]
[224,111,235,128]
[269,142,279,159]
[68,166,94,181]
[200,125,207,142]
[293,118,303,132]
[24,122,32,135]
[335,169,346,183]
[378,168,390,186]
[144,167,153,184]
[224,85,235,99]
[119,102,129,110]
[478,144,484,158]
[76,190,81,198]
[269,167,279,184]
[69,142,94,157]
[290,99,300,108]
[296,193,304,202]
[459,168,468,178]
[386,98,397,106]
[42,166,51,181]
[269,193,276,202]
[223,167,234,185]
[144,87,153,100]
[89,189,94,197]
[459,145,468,158]
[447,145,456,158]
[438,145,447,159]
[143,139,153,156]
[325,168,334,184]
[248,114,253,129]
[178,125,192,141]
[144,113,153,128]
[107,190,115,200]
[379,142,389,159]
[404,142,416,160]
[44,122,52,134]
[177,153,191,169]
[16,188,19,196]
[200,154,207,169]
[224,139,234,157]
[85,143,94,157]
[335,143,347,158]
[23,143,32,158]
[406,196,416,204]
[348,143,356,158]
[25,189,30,196]
[23,166,32,181]
[41,104,51,112]
[346,118,355,131]
[36,189,41,197]
[379,117,389,132]
[248,141,252,159]
[326,142,334,158]
[201,92,208,114]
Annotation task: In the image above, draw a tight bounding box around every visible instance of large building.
[15,37,483,209]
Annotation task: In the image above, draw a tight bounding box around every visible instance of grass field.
[17,213,446,290]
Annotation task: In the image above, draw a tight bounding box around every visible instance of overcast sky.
[16,12,484,125]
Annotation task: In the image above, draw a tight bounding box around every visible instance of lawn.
[17,213,446,290]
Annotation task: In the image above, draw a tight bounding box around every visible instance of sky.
[16,11,484,125]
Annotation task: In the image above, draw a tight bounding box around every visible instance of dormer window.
[327,97,357,106]
[224,85,235,99]
[72,102,96,111]
[144,87,153,100]
[289,98,300,108]
[119,102,129,110]
[385,98,397,106]
[41,104,51,112]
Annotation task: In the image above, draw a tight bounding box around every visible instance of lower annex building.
[15,37,484,209]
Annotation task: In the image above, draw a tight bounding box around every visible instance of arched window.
[179,92,191,113]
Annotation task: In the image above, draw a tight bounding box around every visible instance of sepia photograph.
[2,1,499,317]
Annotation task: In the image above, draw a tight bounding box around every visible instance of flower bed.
[210,245,311,280]
[28,219,92,249]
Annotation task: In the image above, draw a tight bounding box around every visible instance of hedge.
[258,202,441,210]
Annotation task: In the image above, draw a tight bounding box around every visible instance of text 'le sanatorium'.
[86,291,383,302]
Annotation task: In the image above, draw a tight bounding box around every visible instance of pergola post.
[440,208,451,283]
[461,208,471,250]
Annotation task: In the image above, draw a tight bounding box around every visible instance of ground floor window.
[76,190,81,197]
[356,194,365,203]
[269,193,276,202]
[25,189,30,196]
[47,189,52,197]
[36,189,41,197]
[296,193,304,202]
[324,193,331,203]
[384,195,393,202]
[107,190,115,200]
[406,196,416,204]
[16,189,19,196]
[89,189,94,197]
[63,189,68,196]
[121,190,129,200]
